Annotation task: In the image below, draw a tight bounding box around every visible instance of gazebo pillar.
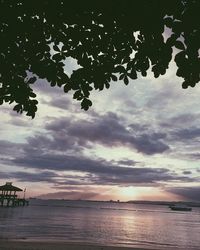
[12,191,16,206]
[0,190,3,206]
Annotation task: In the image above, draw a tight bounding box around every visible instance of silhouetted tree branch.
[0,0,199,117]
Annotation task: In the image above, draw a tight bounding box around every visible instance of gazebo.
[0,182,23,207]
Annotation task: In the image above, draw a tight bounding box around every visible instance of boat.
[169,204,192,211]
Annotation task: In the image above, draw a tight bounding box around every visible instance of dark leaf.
[111,74,117,81]
[128,69,137,80]
[27,77,37,84]
[52,53,63,61]
[114,65,126,73]
[141,71,147,77]
[164,17,173,28]
[73,90,82,99]
[13,104,22,113]
[105,82,110,89]
[81,98,92,110]
[119,74,125,80]
[124,75,129,85]
[64,84,71,93]
[175,41,185,50]
[29,92,37,98]
[0,1,198,117]
[53,44,60,52]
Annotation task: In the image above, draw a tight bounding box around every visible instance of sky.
[0,57,200,202]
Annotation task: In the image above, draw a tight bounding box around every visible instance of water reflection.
[0,200,200,249]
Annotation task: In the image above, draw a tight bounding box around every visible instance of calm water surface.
[0,200,200,249]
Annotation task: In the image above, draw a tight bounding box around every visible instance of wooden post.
[0,190,3,206]
[13,191,16,206]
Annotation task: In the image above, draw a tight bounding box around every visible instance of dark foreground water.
[0,200,200,249]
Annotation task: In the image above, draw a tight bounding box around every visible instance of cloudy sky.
[0,58,200,202]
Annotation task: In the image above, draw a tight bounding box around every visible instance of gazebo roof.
[0,182,23,191]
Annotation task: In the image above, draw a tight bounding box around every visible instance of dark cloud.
[37,191,101,200]
[173,127,200,140]
[0,109,192,188]
[192,154,200,160]
[23,133,82,155]
[10,152,194,186]
[128,123,151,133]
[182,170,192,175]
[146,86,180,110]
[0,170,59,183]
[180,153,200,161]
[172,114,199,126]
[41,94,74,110]
[116,159,137,166]
[0,140,24,157]
[48,97,71,110]
[0,169,93,187]
[1,106,197,191]
[53,185,89,190]
[0,171,10,179]
[132,134,169,155]
[159,113,199,128]
[10,118,31,127]
[11,171,59,183]
[46,112,169,155]
[88,170,193,186]
[167,186,200,201]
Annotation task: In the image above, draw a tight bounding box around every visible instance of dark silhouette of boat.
[169,204,192,211]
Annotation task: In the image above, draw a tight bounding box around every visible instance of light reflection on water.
[0,200,200,249]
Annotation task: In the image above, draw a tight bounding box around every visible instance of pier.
[0,182,29,207]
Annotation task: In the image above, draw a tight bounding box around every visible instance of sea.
[0,199,200,249]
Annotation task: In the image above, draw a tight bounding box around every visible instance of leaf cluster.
[0,0,199,117]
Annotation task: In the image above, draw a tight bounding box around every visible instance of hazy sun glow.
[119,187,139,200]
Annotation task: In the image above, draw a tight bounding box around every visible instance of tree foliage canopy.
[0,0,200,117]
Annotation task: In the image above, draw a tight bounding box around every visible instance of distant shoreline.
[29,198,200,207]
